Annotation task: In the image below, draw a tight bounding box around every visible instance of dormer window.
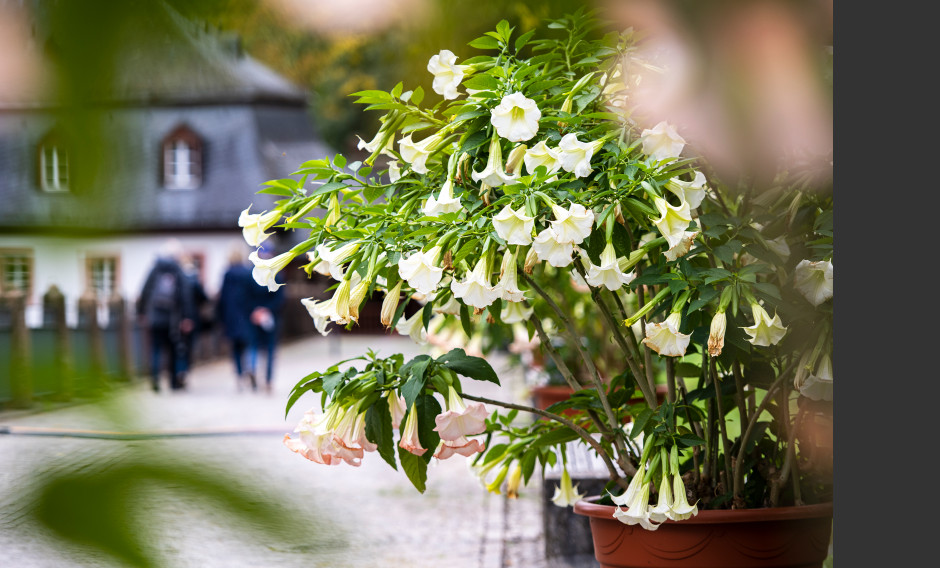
[162,125,203,190]
[38,132,69,192]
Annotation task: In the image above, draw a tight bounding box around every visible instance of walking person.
[248,243,286,394]
[177,252,210,383]
[216,244,259,391]
[137,239,194,392]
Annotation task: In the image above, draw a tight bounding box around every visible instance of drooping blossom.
[610,465,646,507]
[669,473,699,521]
[663,230,699,261]
[387,160,402,182]
[665,171,708,209]
[652,197,693,250]
[356,125,395,157]
[585,242,636,291]
[501,300,533,324]
[493,251,526,302]
[300,296,334,336]
[799,354,833,401]
[642,312,691,357]
[238,205,280,248]
[532,228,574,267]
[395,310,428,345]
[557,133,603,178]
[434,436,485,460]
[742,303,788,346]
[398,406,427,456]
[451,256,499,309]
[639,120,686,162]
[647,474,674,523]
[283,406,364,467]
[612,474,659,530]
[524,245,539,273]
[331,402,378,454]
[398,246,444,295]
[793,259,833,307]
[523,140,562,177]
[249,249,293,292]
[427,49,468,100]
[433,385,489,441]
[472,136,519,187]
[432,292,462,315]
[347,277,372,323]
[493,204,535,245]
[551,468,585,507]
[380,280,403,328]
[707,311,726,357]
[399,131,444,175]
[505,463,523,499]
[490,92,541,142]
[549,203,595,245]
[387,391,408,429]
[423,178,462,216]
[309,241,361,281]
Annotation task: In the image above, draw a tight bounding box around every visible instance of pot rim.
[573,495,833,525]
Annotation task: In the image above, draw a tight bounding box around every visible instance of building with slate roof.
[0,1,334,328]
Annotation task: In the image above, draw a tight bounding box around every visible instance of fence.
[1,282,392,409]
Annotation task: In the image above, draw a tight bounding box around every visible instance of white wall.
[0,231,252,328]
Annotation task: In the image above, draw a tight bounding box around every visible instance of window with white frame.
[39,141,69,192]
[162,125,203,190]
[87,256,119,299]
[0,251,33,297]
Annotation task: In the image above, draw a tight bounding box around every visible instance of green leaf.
[366,398,397,470]
[532,427,579,448]
[321,370,346,397]
[398,443,427,493]
[411,86,425,106]
[463,73,501,92]
[401,355,432,408]
[415,394,443,464]
[468,35,500,50]
[257,186,294,196]
[309,181,349,198]
[438,348,500,385]
[284,371,322,417]
[333,154,347,169]
[459,302,474,338]
[514,29,536,52]
[628,407,654,438]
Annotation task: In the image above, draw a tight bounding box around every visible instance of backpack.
[150,271,179,313]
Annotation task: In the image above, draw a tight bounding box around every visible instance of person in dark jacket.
[216,244,260,391]
[137,239,194,392]
[248,243,286,394]
[177,252,210,380]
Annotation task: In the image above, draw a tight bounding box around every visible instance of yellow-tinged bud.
[348,278,372,323]
[325,193,341,227]
[380,280,403,329]
[506,463,523,499]
[707,311,726,357]
[524,246,539,274]
[505,144,527,175]
[486,463,510,494]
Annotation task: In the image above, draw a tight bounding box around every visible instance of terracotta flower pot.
[530,384,669,419]
[573,496,833,568]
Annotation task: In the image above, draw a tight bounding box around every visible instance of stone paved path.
[1,334,598,568]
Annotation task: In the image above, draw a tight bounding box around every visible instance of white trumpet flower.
[532,228,574,267]
[742,303,788,347]
[472,136,520,187]
[664,171,708,209]
[492,204,535,245]
[639,120,686,162]
[585,242,636,291]
[523,140,562,177]
[423,178,462,216]
[793,259,833,307]
[557,133,603,178]
[549,203,594,245]
[490,92,541,142]
[652,197,693,250]
[451,256,499,309]
[427,49,468,100]
[238,205,280,248]
[642,312,691,357]
[248,249,293,292]
[398,246,445,295]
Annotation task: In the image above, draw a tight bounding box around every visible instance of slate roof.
[0,1,335,233]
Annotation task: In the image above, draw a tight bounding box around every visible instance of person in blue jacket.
[216,244,260,391]
[248,243,285,394]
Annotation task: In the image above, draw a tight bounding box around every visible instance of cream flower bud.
[427,49,468,100]
[642,312,691,357]
[652,197,693,250]
[348,278,371,323]
[505,143,527,175]
[238,205,280,248]
[398,406,427,456]
[742,303,788,347]
[639,120,686,162]
[523,140,562,177]
[493,250,526,302]
[490,92,541,142]
[505,463,524,499]
[524,246,539,274]
[707,311,726,357]
[324,193,341,227]
[387,159,402,183]
[380,280,403,328]
[493,204,535,246]
[793,259,833,307]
